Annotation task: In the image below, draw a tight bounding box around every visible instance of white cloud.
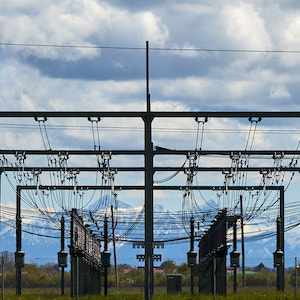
[269,84,291,100]
[0,0,169,60]
[219,2,273,69]
[277,14,300,66]
[222,3,272,51]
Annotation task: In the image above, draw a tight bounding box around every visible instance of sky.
[1,0,300,261]
[1,0,300,113]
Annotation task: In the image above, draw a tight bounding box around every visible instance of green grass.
[0,290,299,300]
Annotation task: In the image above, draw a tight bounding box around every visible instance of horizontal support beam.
[153,111,300,118]
[154,167,300,172]
[1,167,143,172]
[0,111,300,118]
[0,111,145,118]
[17,185,284,191]
[2,149,300,156]
[2,167,300,172]
[155,149,300,156]
[3,150,144,155]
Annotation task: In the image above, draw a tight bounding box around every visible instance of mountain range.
[0,199,299,269]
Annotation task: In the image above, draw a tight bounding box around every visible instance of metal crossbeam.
[1,111,300,118]
[2,166,300,172]
[1,149,300,156]
[0,150,144,155]
[17,185,284,191]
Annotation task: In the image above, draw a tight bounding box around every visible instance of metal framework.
[1,149,300,155]
[0,41,298,299]
[4,115,294,299]
[1,111,300,118]
[2,166,300,173]
[4,122,295,299]
[14,184,285,296]
[1,51,299,298]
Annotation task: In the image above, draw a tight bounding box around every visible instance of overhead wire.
[2,42,300,54]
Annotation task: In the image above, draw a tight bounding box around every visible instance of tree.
[0,251,14,271]
[178,263,188,273]
[118,264,131,273]
[160,260,177,274]
[289,266,300,286]
[254,263,266,272]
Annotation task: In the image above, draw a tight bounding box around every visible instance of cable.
[2,42,300,54]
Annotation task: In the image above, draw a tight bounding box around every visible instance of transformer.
[187,250,197,267]
[58,250,68,268]
[15,250,25,267]
[273,249,284,267]
[101,250,111,268]
[230,250,240,268]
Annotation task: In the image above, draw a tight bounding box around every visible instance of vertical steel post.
[0,174,3,300]
[0,175,3,300]
[141,268,143,294]
[276,217,282,291]
[144,40,154,300]
[280,187,285,291]
[275,188,285,291]
[239,195,245,287]
[213,255,216,300]
[70,211,74,298]
[70,208,76,298]
[0,172,1,251]
[190,217,194,294]
[111,205,119,288]
[104,215,108,297]
[233,221,237,293]
[295,257,298,298]
[16,186,22,296]
[76,256,79,300]
[1,255,4,300]
[60,215,65,295]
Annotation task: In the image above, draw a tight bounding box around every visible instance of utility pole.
[276,217,284,291]
[1,255,4,300]
[213,255,216,300]
[274,188,285,291]
[190,217,195,294]
[0,174,2,300]
[59,215,66,295]
[280,187,285,291]
[104,215,109,297]
[15,186,24,296]
[144,40,154,300]
[295,257,298,298]
[233,220,238,293]
[239,195,245,287]
[187,216,197,294]
[111,205,119,288]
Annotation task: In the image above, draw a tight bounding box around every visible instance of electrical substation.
[1,43,300,299]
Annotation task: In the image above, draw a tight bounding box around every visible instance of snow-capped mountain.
[0,199,299,268]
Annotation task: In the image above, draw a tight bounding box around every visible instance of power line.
[2,122,300,136]
[1,42,300,54]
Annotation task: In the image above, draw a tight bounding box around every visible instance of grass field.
[0,290,299,300]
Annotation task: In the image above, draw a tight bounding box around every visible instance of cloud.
[222,3,272,50]
[277,14,300,66]
[0,0,169,61]
[221,3,273,69]
[1,1,300,220]
[269,84,291,100]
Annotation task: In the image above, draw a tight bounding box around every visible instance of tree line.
[0,252,299,289]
